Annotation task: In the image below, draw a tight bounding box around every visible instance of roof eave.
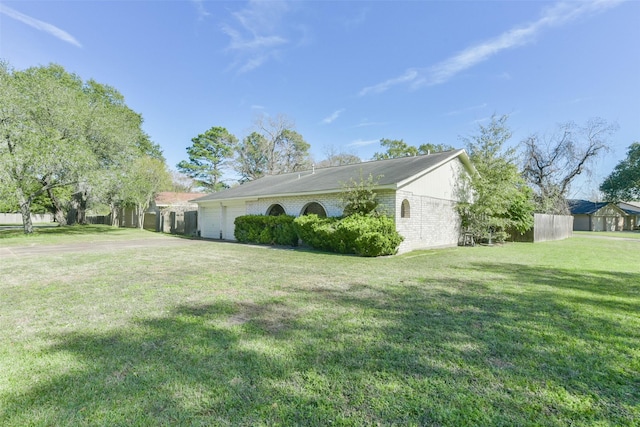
[194,185,398,205]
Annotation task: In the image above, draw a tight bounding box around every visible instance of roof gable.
[194,149,471,203]
[567,199,627,216]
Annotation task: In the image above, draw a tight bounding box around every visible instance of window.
[267,204,286,216]
[401,199,410,218]
[302,202,327,218]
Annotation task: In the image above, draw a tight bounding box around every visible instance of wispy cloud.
[444,103,488,117]
[0,4,82,47]
[359,0,623,95]
[191,0,210,20]
[342,7,369,29]
[321,109,345,124]
[347,138,379,147]
[353,119,387,128]
[359,69,418,96]
[221,0,292,73]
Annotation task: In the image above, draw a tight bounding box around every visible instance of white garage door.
[199,206,222,239]
[222,203,246,240]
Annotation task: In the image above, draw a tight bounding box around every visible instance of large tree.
[0,63,94,232]
[0,62,155,232]
[373,139,453,160]
[70,80,161,225]
[457,115,534,242]
[600,142,640,202]
[316,146,361,168]
[234,114,311,181]
[177,126,237,192]
[522,118,618,214]
[235,131,270,182]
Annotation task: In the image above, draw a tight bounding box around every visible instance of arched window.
[267,204,286,216]
[401,199,410,218]
[301,202,327,218]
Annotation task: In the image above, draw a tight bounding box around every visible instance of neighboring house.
[193,149,475,254]
[567,199,628,231]
[618,201,640,230]
[148,192,204,233]
[121,192,204,231]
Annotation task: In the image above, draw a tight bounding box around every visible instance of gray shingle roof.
[193,149,470,203]
[567,199,616,215]
[619,202,640,215]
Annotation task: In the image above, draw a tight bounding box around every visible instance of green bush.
[293,213,403,257]
[234,215,298,246]
[291,214,339,252]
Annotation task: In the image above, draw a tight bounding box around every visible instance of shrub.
[234,215,298,246]
[292,214,339,252]
[294,213,403,257]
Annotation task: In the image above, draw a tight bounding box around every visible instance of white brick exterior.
[196,156,469,254]
[395,191,461,253]
[246,194,344,217]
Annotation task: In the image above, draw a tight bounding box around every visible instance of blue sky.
[1,0,638,198]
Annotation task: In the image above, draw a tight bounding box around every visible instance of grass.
[574,230,640,240]
[0,224,166,246]
[0,226,638,426]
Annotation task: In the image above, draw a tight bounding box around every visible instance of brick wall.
[246,194,344,217]
[203,189,460,253]
[395,191,461,253]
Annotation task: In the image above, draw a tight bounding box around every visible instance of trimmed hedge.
[234,215,298,246]
[234,213,403,256]
[293,213,403,257]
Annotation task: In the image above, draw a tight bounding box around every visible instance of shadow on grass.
[2,265,638,425]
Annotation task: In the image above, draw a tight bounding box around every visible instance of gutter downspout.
[219,202,224,240]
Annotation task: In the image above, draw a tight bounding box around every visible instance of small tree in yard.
[122,156,171,228]
[457,114,534,243]
[340,171,382,217]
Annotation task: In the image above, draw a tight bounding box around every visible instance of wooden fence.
[158,210,198,236]
[86,210,197,236]
[510,214,573,243]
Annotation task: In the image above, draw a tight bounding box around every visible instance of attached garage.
[197,202,247,240]
[221,203,246,240]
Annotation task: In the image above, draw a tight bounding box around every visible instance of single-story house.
[618,201,640,230]
[193,149,475,254]
[567,199,628,231]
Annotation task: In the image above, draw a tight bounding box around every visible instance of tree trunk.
[137,204,145,229]
[109,203,120,227]
[15,188,34,234]
[75,188,88,225]
[47,187,68,226]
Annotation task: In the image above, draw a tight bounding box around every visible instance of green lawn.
[1,226,638,426]
[574,230,640,240]
[0,224,166,246]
